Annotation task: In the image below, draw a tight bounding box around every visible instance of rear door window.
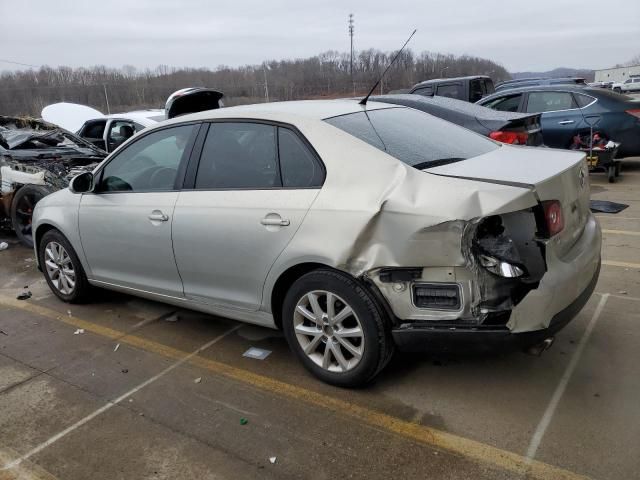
[195,122,279,189]
[526,91,577,113]
[325,107,498,169]
[484,94,523,112]
[436,83,463,99]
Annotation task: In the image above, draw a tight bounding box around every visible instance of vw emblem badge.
[578,167,586,189]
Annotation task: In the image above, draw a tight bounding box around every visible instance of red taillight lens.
[489,131,529,145]
[626,109,640,119]
[543,200,564,237]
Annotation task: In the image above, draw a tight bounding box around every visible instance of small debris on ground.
[269,457,277,464]
[240,418,248,425]
[0,242,8,251]
[67,310,72,317]
[121,368,128,374]
[164,313,180,322]
[618,290,628,295]
[194,377,202,384]
[16,291,32,300]
[114,343,120,352]
[0,330,8,336]
[73,328,85,335]
[243,347,272,360]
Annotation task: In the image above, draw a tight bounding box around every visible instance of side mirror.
[69,172,94,194]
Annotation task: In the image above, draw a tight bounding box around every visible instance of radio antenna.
[359,29,416,106]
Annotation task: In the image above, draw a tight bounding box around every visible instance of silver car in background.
[32,100,601,387]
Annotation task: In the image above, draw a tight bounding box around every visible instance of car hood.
[42,103,104,132]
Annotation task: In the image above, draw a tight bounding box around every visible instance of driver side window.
[98,124,197,192]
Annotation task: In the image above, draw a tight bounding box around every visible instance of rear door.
[172,122,324,311]
[524,90,585,148]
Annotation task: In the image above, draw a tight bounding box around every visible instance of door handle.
[261,216,290,227]
[148,212,169,222]
[558,120,575,125]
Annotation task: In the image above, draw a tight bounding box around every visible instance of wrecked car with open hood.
[0,116,105,246]
[32,100,601,387]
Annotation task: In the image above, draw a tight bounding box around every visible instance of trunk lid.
[479,113,544,146]
[426,146,590,255]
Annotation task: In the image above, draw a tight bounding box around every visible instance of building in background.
[595,65,640,83]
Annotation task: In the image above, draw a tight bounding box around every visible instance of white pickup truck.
[613,77,640,94]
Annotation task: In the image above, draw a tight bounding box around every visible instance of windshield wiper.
[413,158,465,170]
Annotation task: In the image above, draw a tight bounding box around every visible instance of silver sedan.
[32,100,601,387]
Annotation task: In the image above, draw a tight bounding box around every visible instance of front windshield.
[325,107,499,168]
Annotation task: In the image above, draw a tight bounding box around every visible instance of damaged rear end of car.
[318,105,601,354]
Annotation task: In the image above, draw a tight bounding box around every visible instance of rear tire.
[10,184,53,248]
[282,269,394,387]
[38,229,92,303]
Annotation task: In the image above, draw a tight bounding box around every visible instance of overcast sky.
[1,0,638,73]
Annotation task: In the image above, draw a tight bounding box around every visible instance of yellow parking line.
[0,296,589,480]
[602,229,640,236]
[602,260,640,269]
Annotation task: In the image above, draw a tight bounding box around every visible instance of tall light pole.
[348,14,354,94]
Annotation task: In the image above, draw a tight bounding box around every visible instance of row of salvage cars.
[0,88,223,246]
[3,85,607,386]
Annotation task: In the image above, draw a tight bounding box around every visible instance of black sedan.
[370,94,543,146]
[477,86,640,158]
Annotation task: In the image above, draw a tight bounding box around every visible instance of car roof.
[412,75,491,87]
[481,84,601,100]
[371,94,531,121]
[496,77,584,87]
[162,99,399,124]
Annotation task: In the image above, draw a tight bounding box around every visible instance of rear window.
[324,107,499,169]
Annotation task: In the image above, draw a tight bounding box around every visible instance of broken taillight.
[489,131,529,145]
[543,200,564,237]
[625,109,640,120]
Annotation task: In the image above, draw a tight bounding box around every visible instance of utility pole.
[103,84,110,114]
[263,65,269,103]
[348,13,354,95]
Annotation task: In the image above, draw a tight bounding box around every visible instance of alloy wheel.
[44,242,76,295]
[293,290,365,373]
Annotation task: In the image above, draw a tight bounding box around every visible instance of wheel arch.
[268,261,397,330]
[270,262,335,329]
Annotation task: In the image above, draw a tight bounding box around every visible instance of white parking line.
[0,324,241,471]
[525,294,609,461]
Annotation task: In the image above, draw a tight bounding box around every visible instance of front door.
[79,123,199,296]
[172,122,324,310]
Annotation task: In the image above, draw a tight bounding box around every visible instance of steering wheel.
[149,167,177,190]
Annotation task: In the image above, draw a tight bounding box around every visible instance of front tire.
[282,269,394,387]
[38,229,92,303]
